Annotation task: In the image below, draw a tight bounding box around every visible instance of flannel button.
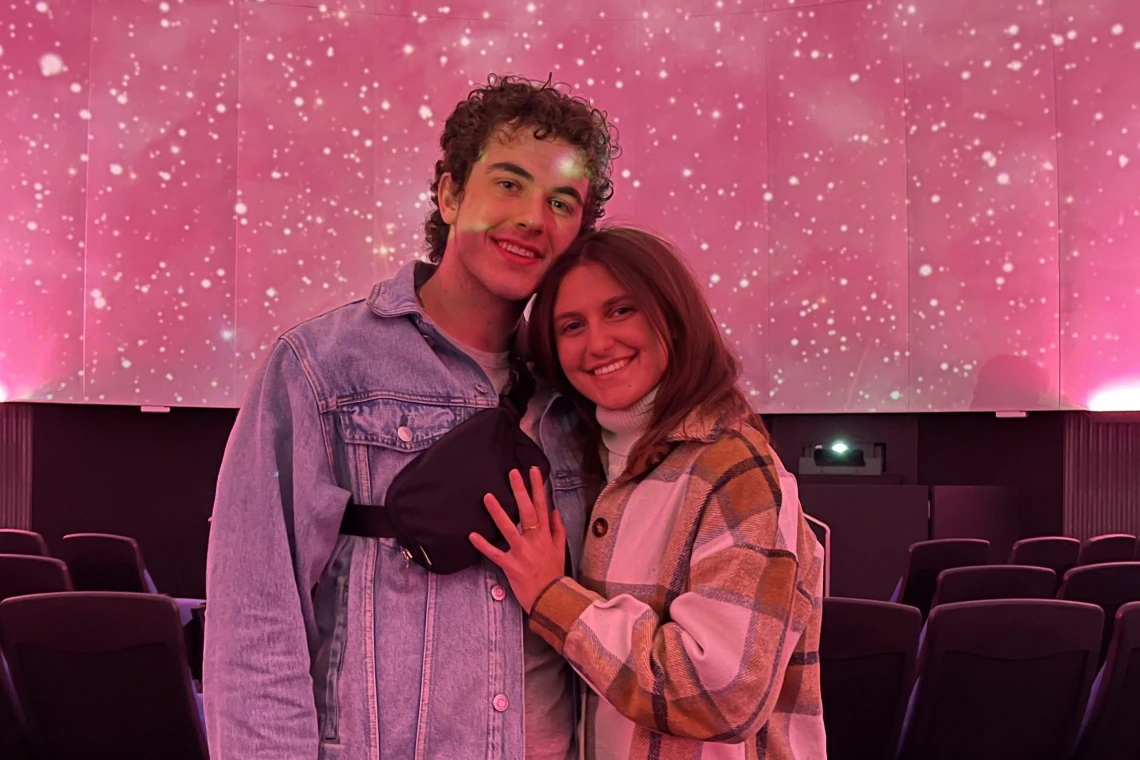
[397,426,413,442]
[491,584,507,601]
[493,694,509,712]
[591,518,609,538]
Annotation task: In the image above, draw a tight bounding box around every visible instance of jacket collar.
[366,259,434,320]
[664,408,731,444]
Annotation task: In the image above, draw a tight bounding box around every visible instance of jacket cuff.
[527,576,600,654]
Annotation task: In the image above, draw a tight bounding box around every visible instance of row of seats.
[821,597,1140,760]
[891,534,1139,619]
[0,530,207,759]
[0,529,160,594]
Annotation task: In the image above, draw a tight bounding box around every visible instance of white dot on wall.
[1002,262,1014,273]
[788,176,800,186]
[890,390,902,400]
[931,194,941,204]
[763,191,774,202]
[997,172,1011,185]
[39,53,65,77]
[234,202,248,215]
[1120,155,1131,168]
[418,104,433,120]
[919,264,934,277]
[849,73,860,82]
[1111,23,1124,35]
[201,279,212,289]
[109,164,124,176]
[791,338,800,346]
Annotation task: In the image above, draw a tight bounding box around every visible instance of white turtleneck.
[595,388,657,483]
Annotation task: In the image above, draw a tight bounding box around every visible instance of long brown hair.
[528,227,766,490]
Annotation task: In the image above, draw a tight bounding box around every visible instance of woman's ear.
[438,172,462,225]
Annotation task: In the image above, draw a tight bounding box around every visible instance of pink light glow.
[1,0,1138,411]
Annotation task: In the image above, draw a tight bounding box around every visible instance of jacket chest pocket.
[337,399,476,508]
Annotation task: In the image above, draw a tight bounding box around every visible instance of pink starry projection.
[1,0,1138,411]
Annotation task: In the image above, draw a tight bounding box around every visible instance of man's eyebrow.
[487,162,585,206]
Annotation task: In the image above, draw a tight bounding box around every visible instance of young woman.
[470,227,827,759]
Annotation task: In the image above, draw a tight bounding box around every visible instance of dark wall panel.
[31,404,235,598]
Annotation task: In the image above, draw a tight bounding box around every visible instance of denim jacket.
[203,261,589,760]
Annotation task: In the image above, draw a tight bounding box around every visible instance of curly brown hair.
[425,73,620,262]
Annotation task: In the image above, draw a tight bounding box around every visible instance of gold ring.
[521,523,539,532]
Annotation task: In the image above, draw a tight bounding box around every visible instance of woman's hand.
[469,466,567,614]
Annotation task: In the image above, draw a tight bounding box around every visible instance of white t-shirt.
[440,331,575,760]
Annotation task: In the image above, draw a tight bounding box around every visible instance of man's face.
[437,126,591,304]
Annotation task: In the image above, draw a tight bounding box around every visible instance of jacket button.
[476,382,489,394]
[492,694,509,712]
[397,426,412,442]
[591,518,608,537]
[491,584,506,601]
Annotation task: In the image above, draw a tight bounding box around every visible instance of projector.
[798,441,885,476]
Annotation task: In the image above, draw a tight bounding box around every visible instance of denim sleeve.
[203,337,350,759]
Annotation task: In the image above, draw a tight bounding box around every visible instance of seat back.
[0,653,36,760]
[1078,534,1137,566]
[897,599,1103,760]
[1071,602,1140,760]
[1059,562,1140,663]
[60,533,149,593]
[0,530,48,557]
[820,598,921,760]
[931,565,1056,608]
[0,591,208,760]
[900,539,990,618]
[805,514,831,597]
[1008,536,1080,589]
[0,555,73,602]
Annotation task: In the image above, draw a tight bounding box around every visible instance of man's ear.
[438,172,462,225]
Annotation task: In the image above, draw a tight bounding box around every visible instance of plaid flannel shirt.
[529,414,827,760]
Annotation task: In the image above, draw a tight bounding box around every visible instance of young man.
[203,75,619,760]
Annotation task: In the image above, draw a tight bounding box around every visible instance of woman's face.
[551,263,669,411]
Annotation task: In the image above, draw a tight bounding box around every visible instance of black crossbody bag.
[339,361,550,575]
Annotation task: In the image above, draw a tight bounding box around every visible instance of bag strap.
[502,347,537,417]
